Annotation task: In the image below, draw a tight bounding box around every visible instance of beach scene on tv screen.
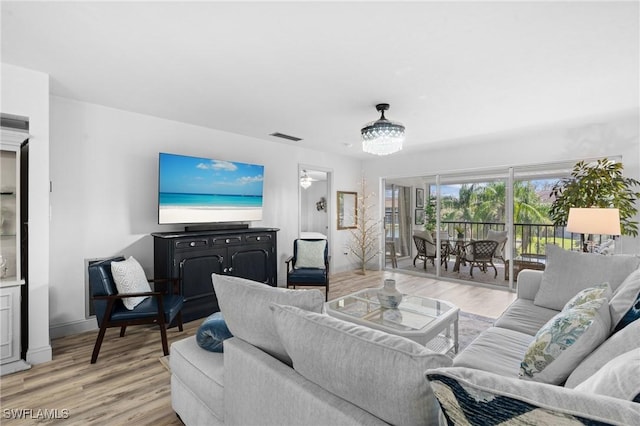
[159,153,264,224]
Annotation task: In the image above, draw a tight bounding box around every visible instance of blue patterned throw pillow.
[613,291,640,333]
[196,312,233,352]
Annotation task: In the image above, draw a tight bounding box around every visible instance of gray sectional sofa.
[170,247,640,425]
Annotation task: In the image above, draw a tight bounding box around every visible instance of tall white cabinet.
[0,128,30,375]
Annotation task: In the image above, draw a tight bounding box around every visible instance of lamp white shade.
[566,208,621,236]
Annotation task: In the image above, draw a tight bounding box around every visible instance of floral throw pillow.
[563,283,611,311]
[520,298,611,384]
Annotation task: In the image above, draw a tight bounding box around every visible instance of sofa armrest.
[516,269,544,301]
[426,367,640,425]
[224,337,387,426]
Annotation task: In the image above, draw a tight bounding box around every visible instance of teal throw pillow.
[196,312,233,352]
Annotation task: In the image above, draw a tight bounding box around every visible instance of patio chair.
[486,229,508,264]
[413,231,440,270]
[462,240,499,278]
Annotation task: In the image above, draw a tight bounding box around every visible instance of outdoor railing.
[440,221,607,257]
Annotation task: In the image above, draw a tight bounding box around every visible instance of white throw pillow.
[212,273,324,364]
[110,256,152,310]
[294,239,327,269]
[270,303,452,426]
[565,319,640,388]
[609,266,640,332]
[533,244,640,311]
[575,350,640,401]
[563,283,611,311]
[519,297,611,384]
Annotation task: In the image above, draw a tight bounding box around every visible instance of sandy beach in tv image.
[158,153,264,224]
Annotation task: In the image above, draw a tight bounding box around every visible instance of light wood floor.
[0,270,514,425]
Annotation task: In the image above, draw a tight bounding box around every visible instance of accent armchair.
[87,256,184,364]
[285,239,330,301]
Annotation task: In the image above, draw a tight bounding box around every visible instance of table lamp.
[566,207,621,252]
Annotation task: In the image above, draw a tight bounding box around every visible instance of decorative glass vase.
[377,279,403,309]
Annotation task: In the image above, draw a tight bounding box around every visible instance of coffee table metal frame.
[325,288,459,354]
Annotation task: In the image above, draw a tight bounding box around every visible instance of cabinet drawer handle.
[256,236,261,241]
[228,267,233,272]
[189,242,196,247]
[223,267,228,273]
[225,239,230,243]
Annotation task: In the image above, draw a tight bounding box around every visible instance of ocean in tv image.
[159,193,263,208]
[159,153,264,223]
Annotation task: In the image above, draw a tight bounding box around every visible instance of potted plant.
[550,158,640,245]
[454,225,465,239]
[423,198,436,233]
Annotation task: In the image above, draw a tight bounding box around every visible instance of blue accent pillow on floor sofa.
[196,312,233,352]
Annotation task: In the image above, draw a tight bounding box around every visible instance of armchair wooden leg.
[91,324,109,364]
[120,326,126,337]
[177,311,184,332]
[159,323,169,356]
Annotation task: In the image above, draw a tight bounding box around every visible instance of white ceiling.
[2,1,638,159]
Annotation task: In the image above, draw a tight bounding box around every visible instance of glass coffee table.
[325,288,459,354]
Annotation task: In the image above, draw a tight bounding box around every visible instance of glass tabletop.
[327,289,455,332]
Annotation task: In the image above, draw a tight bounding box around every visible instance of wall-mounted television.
[158,152,264,225]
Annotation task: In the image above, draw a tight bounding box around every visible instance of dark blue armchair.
[87,257,184,363]
[285,239,330,301]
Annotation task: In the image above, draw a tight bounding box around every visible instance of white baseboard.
[26,344,52,365]
[49,317,97,339]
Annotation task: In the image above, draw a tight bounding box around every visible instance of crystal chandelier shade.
[361,103,405,155]
[300,170,312,189]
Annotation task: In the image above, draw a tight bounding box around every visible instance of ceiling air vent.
[270,132,303,142]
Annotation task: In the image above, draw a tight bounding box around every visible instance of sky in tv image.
[159,153,264,209]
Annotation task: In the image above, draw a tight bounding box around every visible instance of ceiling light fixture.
[300,170,312,189]
[361,103,405,155]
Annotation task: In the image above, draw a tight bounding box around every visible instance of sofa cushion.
[270,304,452,426]
[425,367,640,426]
[534,244,640,311]
[609,266,640,332]
[212,274,324,364]
[110,256,151,310]
[533,244,640,311]
[170,336,224,420]
[574,350,640,402]
[493,299,559,336]
[520,298,611,384]
[453,327,534,377]
[565,318,640,388]
[196,312,233,352]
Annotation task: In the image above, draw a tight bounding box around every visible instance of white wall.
[0,63,52,365]
[364,110,640,261]
[49,96,362,337]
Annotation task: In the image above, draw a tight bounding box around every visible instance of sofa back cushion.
[565,318,640,388]
[533,244,640,311]
[212,274,324,364]
[574,350,640,402]
[270,304,452,426]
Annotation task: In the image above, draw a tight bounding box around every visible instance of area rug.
[458,311,495,352]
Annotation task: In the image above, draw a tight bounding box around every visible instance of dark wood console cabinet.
[152,228,278,323]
